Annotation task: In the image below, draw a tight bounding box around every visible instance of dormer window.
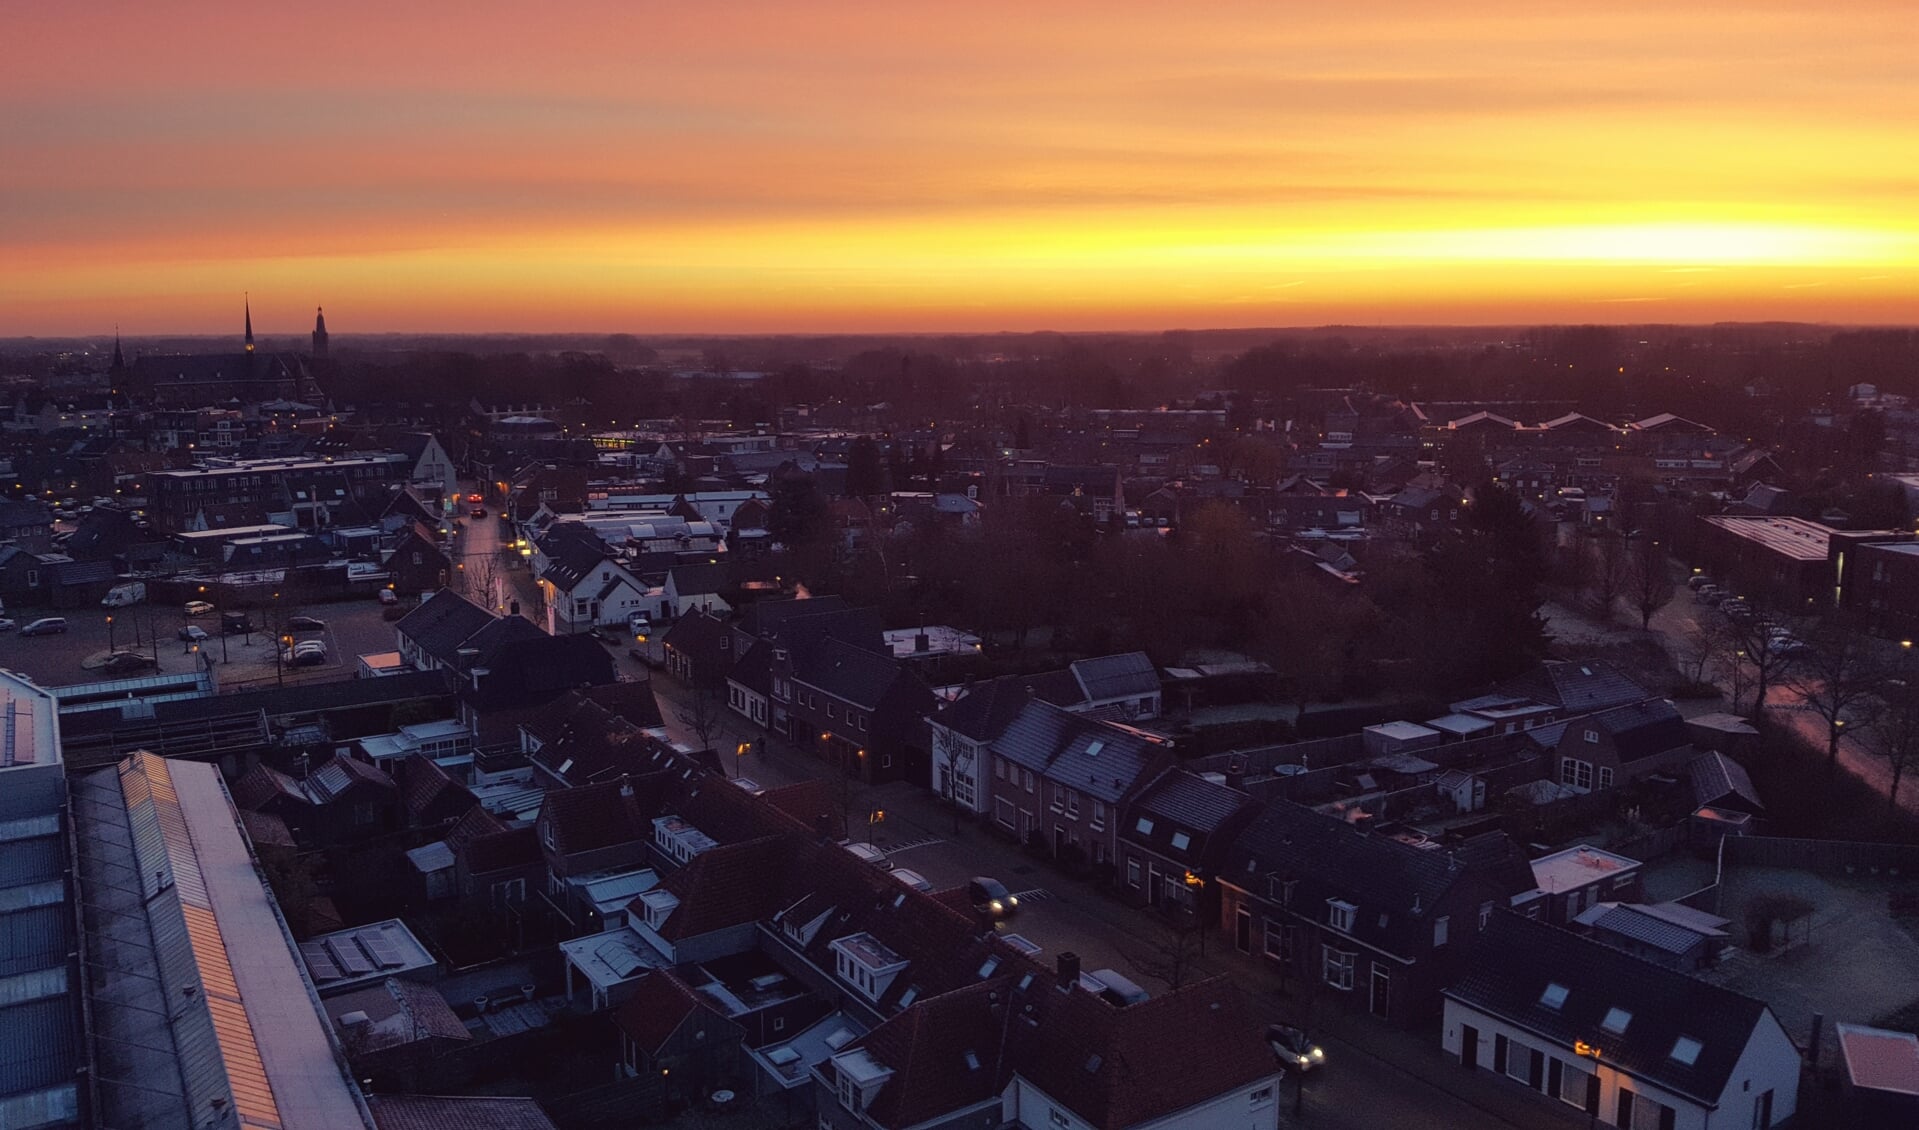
[1669,1036,1702,1065]
[1584,729,1599,744]
[1135,817,1155,835]
[1327,900,1355,933]
[1539,982,1569,1010]
[1601,1008,1632,1034]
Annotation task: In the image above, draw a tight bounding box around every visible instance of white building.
[1443,913,1798,1130]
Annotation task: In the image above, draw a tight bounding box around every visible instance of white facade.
[1442,999,1798,1130]
[407,433,459,499]
[728,678,769,728]
[929,721,990,815]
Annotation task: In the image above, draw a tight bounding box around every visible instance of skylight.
[1136,817,1154,834]
[1670,1036,1702,1065]
[1601,1008,1632,1034]
[1539,983,1570,1010]
[978,957,1000,978]
[1086,740,1105,757]
[964,1050,981,1071]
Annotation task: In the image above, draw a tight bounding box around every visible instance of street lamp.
[1574,1042,1603,1129]
[105,615,114,653]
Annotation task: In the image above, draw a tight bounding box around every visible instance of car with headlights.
[1266,1024,1327,1073]
[968,876,1019,918]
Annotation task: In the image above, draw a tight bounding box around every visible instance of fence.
[1722,835,1919,878]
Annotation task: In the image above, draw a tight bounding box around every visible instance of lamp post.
[105,614,114,653]
[1574,1041,1603,1129]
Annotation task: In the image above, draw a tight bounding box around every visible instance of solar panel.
[358,934,407,968]
[301,942,341,982]
[325,936,374,975]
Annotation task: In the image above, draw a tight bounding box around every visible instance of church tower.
[244,295,255,354]
[312,306,329,359]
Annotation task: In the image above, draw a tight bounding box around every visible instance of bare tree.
[1626,539,1676,630]
[1783,617,1886,765]
[1866,677,1919,816]
[674,683,728,755]
[1677,618,1726,687]
[1717,607,1797,720]
[1590,533,1631,620]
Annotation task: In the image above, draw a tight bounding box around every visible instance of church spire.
[312,305,329,359]
[244,294,255,354]
[110,326,125,371]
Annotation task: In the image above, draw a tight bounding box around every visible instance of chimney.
[1056,951,1081,992]
[455,647,481,671]
[914,631,931,653]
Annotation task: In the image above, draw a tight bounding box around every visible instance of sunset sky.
[4,0,1916,334]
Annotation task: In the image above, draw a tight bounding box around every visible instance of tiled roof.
[306,754,395,802]
[1223,801,1536,958]
[935,677,1033,742]
[613,971,709,1056]
[1589,699,1690,763]
[1134,770,1253,833]
[538,779,651,857]
[1500,660,1650,713]
[1688,751,1763,811]
[796,637,912,711]
[856,979,1006,1128]
[461,826,540,875]
[667,561,730,596]
[237,809,296,848]
[1446,913,1773,1105]
[990,700,1169,804]
[1579,904,1718,955]
[1070,652,1159,703]
[368,1094,558,1130]
[395,590,499,665]
[328,977,471,1053]
[230,763,308,811]
[1007,975,1278,1130]
[400,755,477,823]
[468,633,615,708]
[651,835,793,941]
[726,640,775,695]
[662,612,733,675]
[445,804,505,848]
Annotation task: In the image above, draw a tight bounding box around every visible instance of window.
[1584,729,1599,744]
[1250,1087,1274,1105]
[1051,784,1064,813]
[1602,1007,1632,1034]
[1135,816,1154,835]
[1323,948,1355,990]
[1599,766,1615,790]
[1558,1061,1591,1107]
[1540,982,1570,1010]
[837,1072,859,1112]
[1126,859,1141,888]
[1669,1036,1702,1065]
[1433,916,1450,947]
[1560,758,1594,791]
[826,703,837,720]
[1023,769,1035,794]
[1048,1110,1069,1129]
[1479,901,1495,930]
[994,758,1006,780]
[1327,899,1355,933]
[1170,831,1191,852]
[1065,791,1079,819]
[490,877,525,907]
[859,715,868,732]
[1091,801,1106,830]
[1505,1042,1535,1086]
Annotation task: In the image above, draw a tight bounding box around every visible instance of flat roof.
[1837,1023,1919,1097]
[301,920,436,996]
[558,928,669,990]
[1700,515,1834,561]
[1366,721,1441,742]
[750,1010,868,1087]
[1531,844,1642,893]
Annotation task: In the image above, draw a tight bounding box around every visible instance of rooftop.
[1532,844,1642,894]
[300,919,438,996]
[1836,1023,1919,1097]
[1700,515,1837,561]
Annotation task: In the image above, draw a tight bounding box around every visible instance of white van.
[101,581,147,607]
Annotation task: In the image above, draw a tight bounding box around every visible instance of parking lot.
[0,595,407,690]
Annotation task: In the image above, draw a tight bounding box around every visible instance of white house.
[1443,914,1798,1130]
[537,541,652,633]
[397,432,460,500]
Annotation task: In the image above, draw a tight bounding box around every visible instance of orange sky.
[4,1,1916,334]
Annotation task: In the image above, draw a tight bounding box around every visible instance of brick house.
[1552,700,1695,795]
[1217,801,1540,1025]
[984,700,1175,869]
[773,637,938,787]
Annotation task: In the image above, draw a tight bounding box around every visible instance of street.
[642,667,1573,1130]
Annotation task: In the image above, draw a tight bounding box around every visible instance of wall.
[1007,1074,1281,1130]
[1442,999,1711,1130]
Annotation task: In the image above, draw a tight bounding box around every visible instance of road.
[644,669,1571,1130]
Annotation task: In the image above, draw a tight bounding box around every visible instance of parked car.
[1265,1024,1327,1073]
[281,641,328,666]
[177,625,209,642]
[378,588,398,605]
[890,868,933,892]
[285,615,327,632]
[968,876,1019,918]
[470,506,487,518]
[100,651,156,675]
[20,617,68,636]
[0,618,13,632]
[843,842,892,870]
[1686,574,1715,591]
[184,600,215,617]
[221,612,255,635]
